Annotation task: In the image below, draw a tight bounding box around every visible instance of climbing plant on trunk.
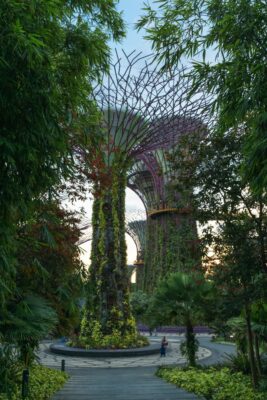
[81,165,136,343]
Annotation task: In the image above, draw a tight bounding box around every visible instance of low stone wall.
[50,342,160,358]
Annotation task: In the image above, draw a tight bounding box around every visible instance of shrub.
[71,317,149,349]
[69,331,149,350]
[0,364,68,400]
[156,366,265,400]
[0,346,21,399]
[224,353,251,374]
[260,353,267,374]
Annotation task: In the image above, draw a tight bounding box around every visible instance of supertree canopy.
[79,50,209,347]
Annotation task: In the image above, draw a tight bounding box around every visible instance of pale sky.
[115,0,153,55]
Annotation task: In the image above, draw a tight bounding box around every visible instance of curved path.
[196,337,236,365]
[40,338,211,369]
[42,336,235,400]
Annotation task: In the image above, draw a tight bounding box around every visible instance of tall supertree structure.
[128,117,208,293]
[79,51,198,346]
[125,212,146,289]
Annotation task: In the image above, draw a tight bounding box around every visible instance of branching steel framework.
[90,50,208,164]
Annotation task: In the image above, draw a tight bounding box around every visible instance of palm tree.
[153,271,214,366]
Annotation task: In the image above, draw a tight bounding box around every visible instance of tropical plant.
[251,301,267,375]
[0,294,59,399]
[152,271,214,366]
[130,290,150,322]
[16,201,86,335]
[157,366,265,400]
[0,295,57,368]
[223,307,267,377]
[137,0,267,193]
[0,0,125,307]
[224,353,251,375]
[0,364,68,400]
[209,218,266,387]
[226,317,247,356]
[0,345,21,399]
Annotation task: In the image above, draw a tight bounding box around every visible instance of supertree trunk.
[81,169,136,343]
[143,211,200,293]
[128,134,205,293]
[136,264,145,290]
[125,215,146,291]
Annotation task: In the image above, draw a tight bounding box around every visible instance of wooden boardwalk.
[52,367,202,400]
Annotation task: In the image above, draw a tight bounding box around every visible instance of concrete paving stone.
[46,336,236,400]
[51,367,203,400]
[38,337,212,369]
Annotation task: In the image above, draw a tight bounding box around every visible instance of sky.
[115,0,153,55]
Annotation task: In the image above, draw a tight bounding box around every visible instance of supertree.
[79,50,208,346]
[125,212,146,289]
[128,117,209,292]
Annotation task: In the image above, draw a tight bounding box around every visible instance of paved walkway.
[43,336,235,400]
[40,337,211,369]
[52,367,202,400]
[195,337,235,366]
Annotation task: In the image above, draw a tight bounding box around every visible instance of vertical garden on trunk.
[81,163,138,347]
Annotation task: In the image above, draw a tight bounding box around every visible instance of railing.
[148,207,192,218]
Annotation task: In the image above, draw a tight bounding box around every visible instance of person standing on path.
[160,336,168,357]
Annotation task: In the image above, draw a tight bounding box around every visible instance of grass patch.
[0,364,68,400]
[156,366,265,400]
